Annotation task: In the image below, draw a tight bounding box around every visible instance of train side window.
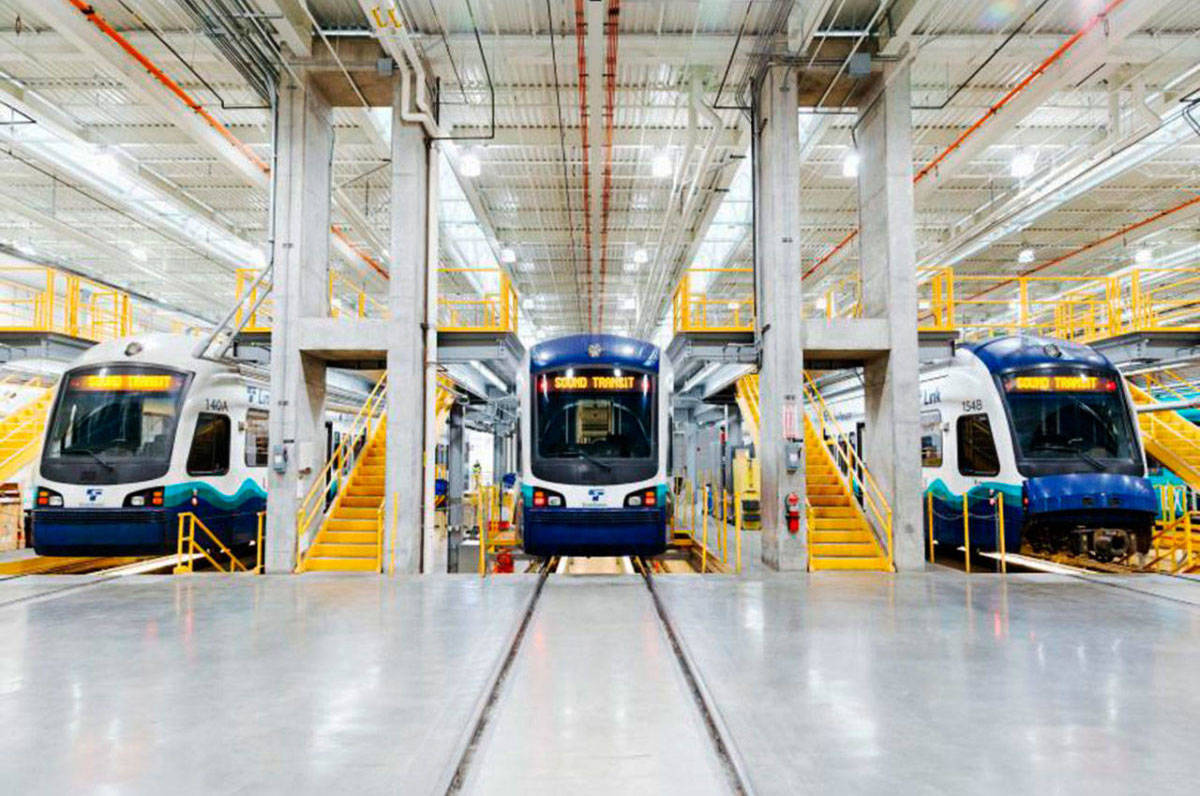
[244,409,269,468]
[187,412,231,476]
[920,410,943,467]
[957,413,999,476]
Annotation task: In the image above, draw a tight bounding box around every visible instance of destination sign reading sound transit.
[551,374,638,391]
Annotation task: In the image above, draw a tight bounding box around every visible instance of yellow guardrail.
[330,269,387,320]
[669,478,740,573]
[803,370,894,569]
[174,511,262,574]
[439,268,519,334]
[1147,485,1200,574]
[294,374,387,568]
[672,268,754,333]
[0,265,133,342]
[234,267,273,333]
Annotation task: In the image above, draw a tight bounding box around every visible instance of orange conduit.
[596,0,620,330]
[69,0,270,176]
[67,0,389,280]
[575,0,594,331]
[805,0,1130,282]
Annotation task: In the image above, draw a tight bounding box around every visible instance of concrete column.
[857,61,923,571]
[385,83,432,573]
[492,433,507,484]
[265,73,331,573]
[447,403,465,528]
[754,66,807,570]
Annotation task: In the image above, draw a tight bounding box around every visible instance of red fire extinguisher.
[784,492,801,534]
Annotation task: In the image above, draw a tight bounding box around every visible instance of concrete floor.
[2,569,1199,794]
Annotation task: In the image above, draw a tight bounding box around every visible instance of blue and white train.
[827,335,1158,561]
[30,334,362,556]
[517,334,671,557]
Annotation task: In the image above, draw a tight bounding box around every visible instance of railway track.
[444,556,750,795]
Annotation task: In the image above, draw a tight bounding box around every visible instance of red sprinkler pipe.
[575,0,594,331]
[596,0,620,330]
[68,0,270,176]
[805,0,1131,282]
[65,0,389,280]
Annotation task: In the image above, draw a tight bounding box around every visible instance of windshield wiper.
[63,447,115,472]
[562,450,613,470]
[1034,442,1105,472]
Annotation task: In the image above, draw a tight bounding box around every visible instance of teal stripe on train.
[164,478,267,510]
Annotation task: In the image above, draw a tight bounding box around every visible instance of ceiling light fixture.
[500,247,516,264]
[131,246,148,262]
[520,260,534,272]
[622,261,638,273]
[633,248,649,264]
[651,152,672,178]
[1010,149,1037,179]
[1018,247,1036,264]
[842,151,860,178]
[1134,247,1153,265]
[460,151,481,178]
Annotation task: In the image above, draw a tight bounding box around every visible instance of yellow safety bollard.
[962,493,971,574]
[702,486,709,573]
[927,491,934,563]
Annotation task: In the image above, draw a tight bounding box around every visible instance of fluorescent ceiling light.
[1010,149,1037,179]
[622,261,638,273]
[1135,247,1153,264]
[632,248,649,264]
[842,151,859,178]
[460,152,481,177]
[620,297,636,310]
[651,152,672,178]
[130,246,148,262]
[520,260,534,272]
[500,247,516,264]
[1017,247,1036,264]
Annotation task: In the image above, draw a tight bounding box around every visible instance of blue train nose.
[1024,473,1157,517]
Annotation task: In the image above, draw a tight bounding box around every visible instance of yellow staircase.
[0,388,54,483]
[298,419,386,572]
[1128,381,1200,491]
[734,373,893,571]
[804,414,892,571]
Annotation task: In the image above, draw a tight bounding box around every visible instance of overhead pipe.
[68,0,389,280]
[804,0,1132,283]
[574,0,593,330]
[642,73,723,331]
[596,0,620,330]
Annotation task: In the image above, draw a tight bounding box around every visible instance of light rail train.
[517,334,671,556]
[30,334,362,556]
[825,336,1158,561]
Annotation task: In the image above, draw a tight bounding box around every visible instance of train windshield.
[532,368,656,485]
[41,366,189,485]
[1001,370,1140,475]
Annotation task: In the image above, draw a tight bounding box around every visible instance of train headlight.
[124,487,165,508]
[625,489,658,508]
[531,488,565,508]
[37,488,63,507]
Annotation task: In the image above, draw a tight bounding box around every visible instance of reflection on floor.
[1,569,1198,794]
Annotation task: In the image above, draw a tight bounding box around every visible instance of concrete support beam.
[753,66,807,571]
[385,79,433,573]
[857,61,923,571]
[265,74,333,572]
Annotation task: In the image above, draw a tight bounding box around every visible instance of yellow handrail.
[671,269,755,333]
[294,374,388,568]
[174,512,253,574]
[802,370,894,568]
[438,268,520,333]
